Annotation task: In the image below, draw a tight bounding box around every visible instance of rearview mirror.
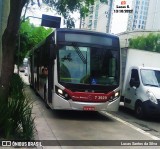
[129,78,140,88]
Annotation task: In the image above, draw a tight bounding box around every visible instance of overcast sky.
[24,0,133,34]
[111,0,132,34]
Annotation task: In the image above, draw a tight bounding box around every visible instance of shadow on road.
[118,104,160,122]
[144,116,160,122]
[51,110,114,122]
[118,105,135,116]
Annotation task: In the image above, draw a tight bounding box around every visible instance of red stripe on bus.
[64,88,114,102]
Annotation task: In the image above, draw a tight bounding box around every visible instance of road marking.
[100,111,160,140]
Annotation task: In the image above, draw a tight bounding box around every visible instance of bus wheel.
[44,85,50,109]
[34,80,37,90]
[135,101,144,119]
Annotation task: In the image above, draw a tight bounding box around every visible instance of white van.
[121,49,160,118]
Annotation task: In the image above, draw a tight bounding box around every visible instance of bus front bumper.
[53,94,120,111]
[69,97,120,111]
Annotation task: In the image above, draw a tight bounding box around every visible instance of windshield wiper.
[72,43,87,64]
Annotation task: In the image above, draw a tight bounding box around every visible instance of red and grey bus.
[28,28,121,111]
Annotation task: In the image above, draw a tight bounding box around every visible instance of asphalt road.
[107,103,160,139]
[20,72,160,149]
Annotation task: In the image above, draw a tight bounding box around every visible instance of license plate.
[83,106,95,111]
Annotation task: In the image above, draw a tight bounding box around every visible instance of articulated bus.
[28,28,121,111]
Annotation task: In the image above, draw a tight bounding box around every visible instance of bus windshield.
[58,45,119,86]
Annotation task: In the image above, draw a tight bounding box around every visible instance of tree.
[0,0,28,103]
[42,0,108,28]
[17,20,52,65]
[0,0,107,103]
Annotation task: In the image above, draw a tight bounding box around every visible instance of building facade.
[127,0,150,31]
[146,0,160,30]
[81,0,113,33]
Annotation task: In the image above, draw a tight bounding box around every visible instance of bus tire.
[135,101,145,119]
[34,79,36,90]
[34,80,39,96]
[44,85,50,109]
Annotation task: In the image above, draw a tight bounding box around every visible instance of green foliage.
[0,74,35,140]
[129,33,160,52]
[16,20,52,65]
[100,0,108,4]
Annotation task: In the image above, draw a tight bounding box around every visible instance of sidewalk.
[24,85,61,149]
[21,72,61,149]
[0,73,60,149]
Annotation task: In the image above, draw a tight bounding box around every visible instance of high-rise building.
[127,0,150,31]
[146,0,160,30]
[81,0,113,33]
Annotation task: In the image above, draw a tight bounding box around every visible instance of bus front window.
[58,45,119,86]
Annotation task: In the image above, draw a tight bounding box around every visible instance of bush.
[0,73,35,140]
[129,33,160,52]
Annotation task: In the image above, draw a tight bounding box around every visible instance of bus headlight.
[58,88,63,94]
[55,86,70,100]
[115,92,119,97]
[146,90,158,104]
[109,91,120,102]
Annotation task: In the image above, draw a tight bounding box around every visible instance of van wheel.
[135,102,144,119]
[44,85,50,109]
